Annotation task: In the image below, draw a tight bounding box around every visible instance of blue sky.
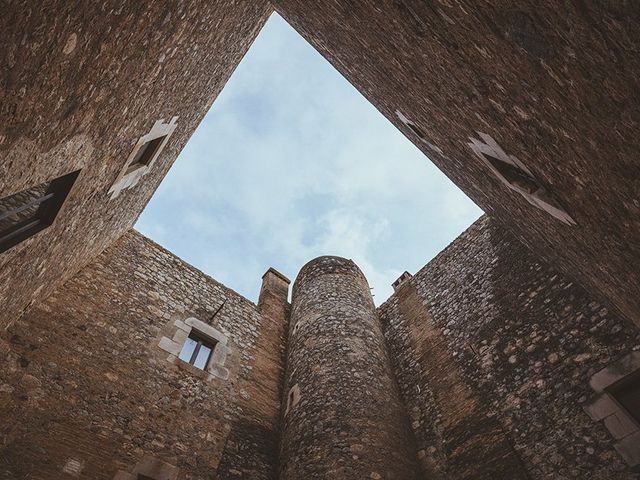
[136,13,482,304]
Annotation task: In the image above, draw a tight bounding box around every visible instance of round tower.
[280,256,419,479]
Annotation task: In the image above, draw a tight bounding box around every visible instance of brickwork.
[272,0,640,326]
[0,230,286,479]
[280,256,420,479]
[379,216,640,479]
[0,0,271,325]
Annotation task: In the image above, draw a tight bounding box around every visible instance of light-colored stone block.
[112,471,136,480]
[132,455,179,480]
[605,411,639,440]
[209,365,229,380]
[590,351,640,392]
[171,328,189,345]
[210,344,230,366]
[583,393,618,421]
[185,317,228,345]
[173,319,190,332]
[614,430,640,469]
[158,337,181,356]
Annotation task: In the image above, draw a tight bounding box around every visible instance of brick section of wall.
[0,230,285,480]
[0,0,272,325]
[378,216,640,479]
[272,0,640,326]
[280,256,420,480]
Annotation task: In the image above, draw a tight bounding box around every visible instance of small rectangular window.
[608,371,640,426]
[126,135,167,175]
[481,152,540,194]
[0,170,80,254]
[178,332,216,370]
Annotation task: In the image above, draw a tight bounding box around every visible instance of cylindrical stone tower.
[280,256,419,479]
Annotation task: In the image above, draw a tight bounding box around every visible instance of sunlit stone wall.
[281,256,420,479]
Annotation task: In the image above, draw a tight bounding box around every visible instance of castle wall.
[280,256,420,479]
[0,230,287,480]
[378,216,640,479]
[0,0,271,326]
[272,0,640,327]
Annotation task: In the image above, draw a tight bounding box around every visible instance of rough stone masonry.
[2,217,639,478]
[281,256,419,479]
[1,1,640,479]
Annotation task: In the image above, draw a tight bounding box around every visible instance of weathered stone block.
[605,412,638,440]
[590,352,640,392]
[583,394,618,421]
[158,337,181,356]
[615,431,640,470]
[131,455,179,480]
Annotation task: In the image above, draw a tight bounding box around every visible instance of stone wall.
[280,256,420,479]
[0,229,287,480]
[378,216,640,479]
[0,0,272,325]
[272,0,640,326]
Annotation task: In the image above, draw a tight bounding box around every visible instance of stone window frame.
[394,109,444,155]
[284,383,301,416]
[467,132,576,226]
[113,455,179,480]
[0,169,81,254]
[158,317,230,381]
[108,116,178,199]
[584,351,640,471]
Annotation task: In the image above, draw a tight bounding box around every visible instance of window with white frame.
[109,117,178,199]
[158,316,230,381]
[467,132,575,226]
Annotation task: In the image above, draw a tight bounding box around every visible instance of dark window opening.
[178,331,216,370]
[608,371,640,426]
[0,170,80,254]
[407,122,426,140]
[126,136,167,174]
[482,152,540,195]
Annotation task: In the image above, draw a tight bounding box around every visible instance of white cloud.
[136,13,482,305]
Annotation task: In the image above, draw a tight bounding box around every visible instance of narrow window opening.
[481,152,540,195]
[0,170,80,254]
[608,371,640,426]
[407,122,426,140]
[126,135,167,174]
[178,331,216,370]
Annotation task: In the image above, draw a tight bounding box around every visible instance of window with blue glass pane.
[178,332,216,370]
